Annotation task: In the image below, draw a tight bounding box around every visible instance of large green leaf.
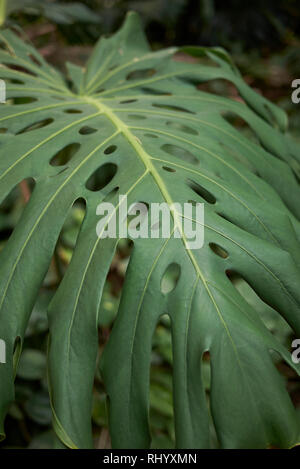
[0,12,300,449]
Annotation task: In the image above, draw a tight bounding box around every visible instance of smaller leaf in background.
[28,430,55,449]
[7,402,23,422]
[152,325,173,365]
[150,432,174,449]
[41,2,101,25]
[150,383,173,418]
[92,392,108,428]
[5,0,101,25]
[24,390,52,426]
[149,365,175,448]
[98,284,119,327]
[17,349,47,381]
[25,290,52,338]
[61,209,85,250]
[129,0,187,25]
[232,276,293,345]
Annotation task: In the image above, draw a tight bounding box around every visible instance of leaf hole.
[197,79,244,103]
[228,274,293,339]
[216,212,243,230]
[0,178,35,242]
[64,109,83,114]
[162,166,176,173]
[161,263,181,294]
[55,198,87,267]
[9,79,24,85]
[104,145,117,155]
[127,114,147,120]
[12,97,37,105]
[149,316,175,445]
[221,112,260,144]
[0,227,13,241]
[126,68,156,80]
[141,87,171,96]
[209,242,228,259]
[50,167,69,178]
[50,143,81,166]
[162,144,199,166]
[17,118,54,135]
[119,99,138,104]
[27,53,42,67]
[127,201,149,232]
[85,163,117,192]
[108,65,118,71]
[219,142,256,172]
[201,350,211,392]
[79,126,98,135]
[3,63,37,77]
[166,121,198,136]
[187,179,216,204]
[153,103,195,114]
[0,40,11,54]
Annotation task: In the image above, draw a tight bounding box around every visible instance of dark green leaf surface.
[0,12,300,449]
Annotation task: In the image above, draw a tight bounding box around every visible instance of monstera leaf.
[0,12,300,449]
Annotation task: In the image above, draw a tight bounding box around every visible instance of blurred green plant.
[2,0,100,26]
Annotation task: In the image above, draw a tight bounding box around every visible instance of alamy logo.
[291,79,300,104]
[0,339,6,364]
[292,339,300,364]
[96,195,204,250]
[0,79,5,103]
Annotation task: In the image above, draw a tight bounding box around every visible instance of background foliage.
[0,0,299,449]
